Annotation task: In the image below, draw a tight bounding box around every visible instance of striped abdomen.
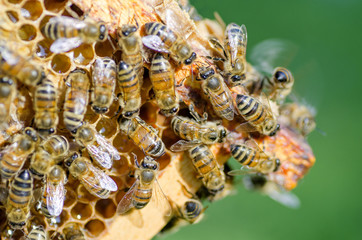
[230,144,260,167]
[40,188,52,218]
[235,94,267,128]
[120,38,143,76]
[0,76,15,124]
[183,200,202,222]
[132,186,152,209]
[8,170,33,209]
[225,23,246,62]
[28,227,47,240]
[42,21,79,40]
[42,135,69,160]
[34,78,58,135]
[144,22,177,48]
[63,69,89,132]
[171,116,201,142]
[117,61,141,118]
[188,144,217,176]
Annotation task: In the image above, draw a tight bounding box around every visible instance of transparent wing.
[228,167,257,176]
[142,35,170,53]
[48,16,88,29]
[235,122,257,133]
[95,132,121,160]
[170,140,199,152]
[50,38,83,53]
[86,144,113,169]
[0,46,20,65]
[117,180,138,215]
[164,8,192,40]
[227,24,247,63]
[206,81,235,121]
[152,179,172,217]
[264,184,301,209]
[46,179,65,217]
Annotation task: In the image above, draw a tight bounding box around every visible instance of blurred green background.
[156,0,362,239]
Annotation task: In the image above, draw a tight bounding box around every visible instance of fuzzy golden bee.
[143,22,197,65]
[177,199,204,223]
[150,53,179,116]
[0,76,15,133]
[26,226,48,240]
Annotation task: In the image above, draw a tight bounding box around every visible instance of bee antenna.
[131,152,139,168]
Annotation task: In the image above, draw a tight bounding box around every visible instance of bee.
[0,44,44,86]
[0,76,16,132]
[27,226,48,240]
[63,68,90,133]
[229,140,280,175]
[74,123,120,169]
[0,127,39,182]
[118,116,165,158]
[42,135,69,161]
[197,66,235,121]
[34,78,58,136]
[117,61,141,119]
[6,169,33,229]
[117,155,171,216]
[177,0,203,22]
[40,165,66,218]
[235,94,280,136]
[170,104,227,151]
[143,22,197,65]
[279,102,316,136]
[117,24,144,79]
[41,16,108,53]
[67,156,117,199]
[90,57,117,114]
[209,23,247,86]
[63,224,85,240]
[188,144,225,195]
[150,53,179,116]
[178,199,204,223]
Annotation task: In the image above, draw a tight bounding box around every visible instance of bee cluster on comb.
[0,0,316,239]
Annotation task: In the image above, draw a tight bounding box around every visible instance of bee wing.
[48,16,88,29]
[0,46,20,65]
[170,140,199,152]
[227,24,247,63]
[94,132,121,160]
[142,35,170,53]
[228,166,257,176]
[46,179,65,217]
[152,179,172,217]
[235,122,257,133]
[50,37,83,53]
[117,180,138,215]
[86,144,113,169]
[264,184,301,209]
[164,9,192,40]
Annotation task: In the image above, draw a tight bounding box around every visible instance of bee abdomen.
[133,188,152,209]
[9,170,33,208]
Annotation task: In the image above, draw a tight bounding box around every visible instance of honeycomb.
[0,0,315,239]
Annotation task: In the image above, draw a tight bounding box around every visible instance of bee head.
[218,127,228,143]
[267,123,280,137]
[184,52,197,65]
[198,67,214,80]
[98,24,108,41]
[230,74,244,85]
[92,105,109,114]
[141,157,159,171]
[24,127,39,142]
[184,200,198,214]
[273,67,293,84]
[0,77,13,97]
[120,24,138,37]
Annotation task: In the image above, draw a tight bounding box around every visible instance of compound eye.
[124,111,133,118]
[275,70,287,83]
[231,75,242,82]
[49,128,55,134]
[170,107,178,114]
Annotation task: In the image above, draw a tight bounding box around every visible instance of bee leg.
[208,37,227,58]
[177,180,195,199]
[206,56,225,62]
[189,103,202,123]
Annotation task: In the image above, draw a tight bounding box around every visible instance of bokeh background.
[156,0,362,239]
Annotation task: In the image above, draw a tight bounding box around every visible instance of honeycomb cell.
[63,186,77,207]
[49,210,70,228]
[51,54,71,74]
[28,215,46,230]
[48,231,63,240]
[21,0,43,20]
[157,152,171,171]
[113,132,136,153]
[95,198,116,219]
[35,39,53,59]
[84,105,100,124]
[77,185,97,203]
[7,0,23,4]
[112,155,130,176]
[161,127,180,150]
[85,219,106,238]
[6,11,19,23]
[140,102,158,124]
[18,24,37,41]
[115,190,126,204]
[0,208,6,231]
[71,202,93,220]
[71,44,94,66]
[110,176,124,190]
[96,117,118,139]
[157,113,172,127]
[105,100,120,118]
[44,0,67,13]
[94,39,115,57]
[112,50,123,63]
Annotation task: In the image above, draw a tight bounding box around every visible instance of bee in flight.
[150,53,179,116]
[26,225,48,240]
[74,123,120,169]
[40,165,67,218]
[170,104,228,152]
[117,155,171,217]
[0,76,16,133]
[143,22,197,65]
[6,169,33,230]
[229,139,280,175]
[197,66,235,121]
[118,116,166,158]
[235,94,280,136]
[0,44,44,87]
[33,77,58,136]
[91,57,117,114]
[209,23,247,86]
[66,154,117,199]
[41,16,108,53]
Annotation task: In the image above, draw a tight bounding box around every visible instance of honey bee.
[209,23,247,86]
[41,16,108,53]
[0,44,44,86]
[67,156,117,199]
[170,105,227,151]
[34,78,58,136]
[117,61,141,119]
[0,127,39,182]
[63,224,85,240]
[6,169,33,229]
[27,226,48,240]
[74,123,120,169]
[235,94,280,136]
[0,76,16,132]
[63,68,90,133]
[117,155,171,216]
[177,0,203,22]
[118,116,165,158]
[150,53,179,116]
[40,165,66,218]
[91,57,117,114]
[197,66,235,121]
[229,140,280,175]
[42,135,70,161]
[117,24,144,79]
[143,22,197,65]
[188,144,225,195]
[279,102,316,136]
